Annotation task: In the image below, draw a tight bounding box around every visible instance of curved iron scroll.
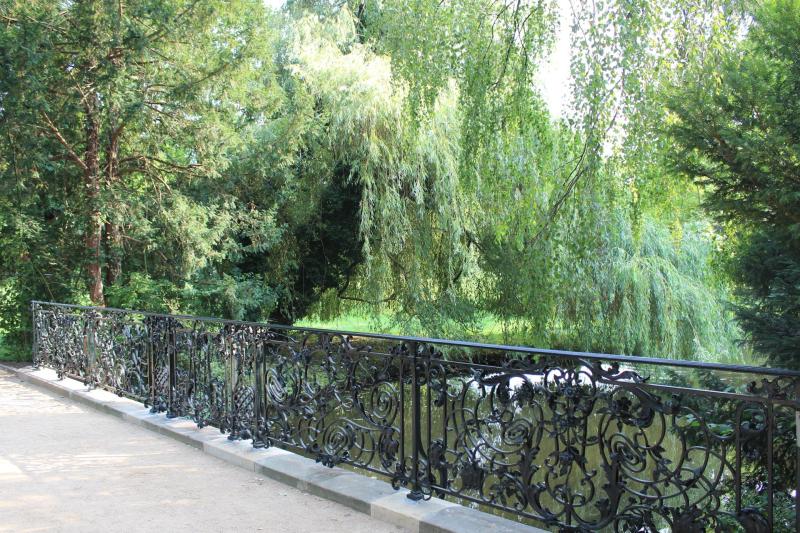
[31,301,800,532]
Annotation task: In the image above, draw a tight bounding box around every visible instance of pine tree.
[667,0,800,367]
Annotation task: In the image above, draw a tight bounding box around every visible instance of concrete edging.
[1,363,547,533]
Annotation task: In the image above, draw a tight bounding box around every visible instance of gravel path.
[0,368,406,533]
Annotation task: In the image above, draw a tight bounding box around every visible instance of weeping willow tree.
[281,1,565,336]
[277,10,473,327]
[280,1,748,360]
[555,0,750,359]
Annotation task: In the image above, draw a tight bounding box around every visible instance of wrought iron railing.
[31,300,799,532]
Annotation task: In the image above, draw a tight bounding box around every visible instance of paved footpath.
[0,368,406,533]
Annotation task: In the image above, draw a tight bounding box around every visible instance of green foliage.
[0,0,772,367]
[0,0,283,336]
[667,0,800,367]
[479,186,742,359]
[360,0,556,172]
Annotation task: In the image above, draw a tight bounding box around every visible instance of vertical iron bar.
[85,311,96,388]
[408,341,423,501]
[191,322,198,424]
[250,335,256,441]
[767,402,774,529]
[734,403,743,515]
[425,345,431,491]
[147,318,155,410]
[795,408,799,533]
[206,331,214,426]
[167,320,177,418]
[399,343,406,484]
[31,301,40,368]
[440,363,448,493]
[253,337,263,447]
[224,332,232,436]
[228,332,238,440]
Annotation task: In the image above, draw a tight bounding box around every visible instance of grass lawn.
[296,312,528,346]
[296,312,761,366]
[295,314,400,334]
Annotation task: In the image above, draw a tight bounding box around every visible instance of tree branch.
[40,111,87,171]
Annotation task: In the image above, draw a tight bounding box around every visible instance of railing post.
[795,408,800,533]
[31,301,41,368]
[146,317,155,410]
[253,338,262,446]
[167,320,177,418]
[408,341,423,501]
[253,331,267,448]
[85,310,97,389]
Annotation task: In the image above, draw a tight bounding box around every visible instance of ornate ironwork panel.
[31,301,800,532]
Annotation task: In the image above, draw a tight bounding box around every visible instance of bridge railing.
[31,300,800,532]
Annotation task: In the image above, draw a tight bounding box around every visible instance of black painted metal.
[31,301,800,532]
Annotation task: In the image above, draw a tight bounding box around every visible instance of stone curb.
[0,363,547,533]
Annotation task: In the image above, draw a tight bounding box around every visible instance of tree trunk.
[86,191,104,305]
[84,95,104,306]
[104,120,123,288]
